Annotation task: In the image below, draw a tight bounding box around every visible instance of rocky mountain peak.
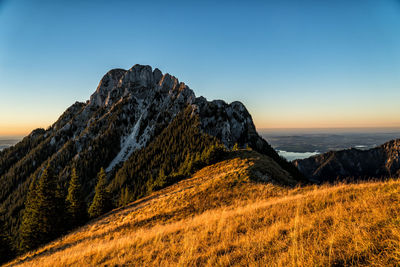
[82,64,287,162]
[89,64,195,109]
[89,68,127,107]
[118,64,157,89]
[44,64,286,164]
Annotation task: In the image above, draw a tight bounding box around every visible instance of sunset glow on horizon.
[1,0,399,136]
[2,110,400,137]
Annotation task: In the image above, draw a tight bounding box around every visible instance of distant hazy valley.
[260,128,400,161]
[0,138,20,152]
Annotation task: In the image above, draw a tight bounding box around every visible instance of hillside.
[0,64,303,256]
[6,150,400,266]
[294,139,400,183]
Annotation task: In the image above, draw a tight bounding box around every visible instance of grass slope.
[6,150,400,266]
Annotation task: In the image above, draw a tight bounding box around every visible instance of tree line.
[110,107,228,206]
[15,165,112,255]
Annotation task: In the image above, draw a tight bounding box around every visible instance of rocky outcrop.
[195,98,257,148]
[51,64,275,174]
[294,139,400,182]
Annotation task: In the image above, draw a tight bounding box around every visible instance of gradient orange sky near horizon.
[1,95,400,136]
[1,1,400,137]
[1,111,399,137]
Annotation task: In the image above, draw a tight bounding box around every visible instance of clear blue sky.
[1,0,400,135]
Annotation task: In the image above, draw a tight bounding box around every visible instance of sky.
[0,0,400,136]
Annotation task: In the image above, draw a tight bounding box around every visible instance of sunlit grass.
[7,151,400,266]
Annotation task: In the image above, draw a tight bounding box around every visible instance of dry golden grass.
[6,150,400,266]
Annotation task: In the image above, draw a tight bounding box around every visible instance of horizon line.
[2,126,400,138]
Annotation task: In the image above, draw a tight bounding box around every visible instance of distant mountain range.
[294,139,400,182]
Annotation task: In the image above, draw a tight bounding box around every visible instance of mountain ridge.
[294,138,400,182]
[0,64,303,257]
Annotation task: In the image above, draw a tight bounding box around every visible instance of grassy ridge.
[7,150,400,266]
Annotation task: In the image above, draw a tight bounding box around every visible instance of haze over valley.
[260,127,400,160]
[0,138,21,152]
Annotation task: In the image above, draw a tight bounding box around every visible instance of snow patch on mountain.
[106,114,144,172]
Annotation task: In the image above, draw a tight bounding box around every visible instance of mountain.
[294,139,400,183]
[6,150,400,266]
[0,64,304,255]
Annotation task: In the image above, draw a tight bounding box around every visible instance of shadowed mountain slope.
[294,139,400,183]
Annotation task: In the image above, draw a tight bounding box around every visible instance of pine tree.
[54,182,67,234]
[18,178,40,253]
[19,163,60,253]
[66,167,87,227]
[156,168,167,187]
[35,164,59,241]
[0,211,12,264]
[89,168,112,218]
[118,186,133,207]
[178,154,191,176]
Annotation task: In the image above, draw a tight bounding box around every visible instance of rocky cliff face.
[294,139,400,182]
[0,64,304,243]
[49,64,283,174]
[51,64,261,170]
[51,64,271,173]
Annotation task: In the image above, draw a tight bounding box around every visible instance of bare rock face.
[89,69,127,107]
[382,139,400,175]
[195,98,259,148]
[89,65,194,109]
[294,139,400,182]
[56,64,269,174]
